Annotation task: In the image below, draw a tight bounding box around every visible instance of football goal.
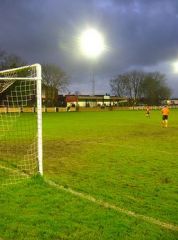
[0,64,43,186]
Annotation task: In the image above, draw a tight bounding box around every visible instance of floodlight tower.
[79,28,106,95]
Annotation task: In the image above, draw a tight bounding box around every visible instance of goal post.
[36,64,43,176]
[0,64,43,185]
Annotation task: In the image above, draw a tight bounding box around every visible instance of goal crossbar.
[0,63,41,73]
[0,77,40,80]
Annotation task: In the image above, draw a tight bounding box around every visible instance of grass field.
[1,109,178,239]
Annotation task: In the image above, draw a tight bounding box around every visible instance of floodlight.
[173,61,178,73]
[79,28,105,59]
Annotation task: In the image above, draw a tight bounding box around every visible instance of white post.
[36,64,43,175]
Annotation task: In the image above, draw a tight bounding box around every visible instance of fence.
[0,105,178,113]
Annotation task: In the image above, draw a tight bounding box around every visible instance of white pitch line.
[97,142,178,156]
[0,165,28,176]
[45,179,178,232]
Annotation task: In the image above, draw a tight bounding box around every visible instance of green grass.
[1,110,178,239]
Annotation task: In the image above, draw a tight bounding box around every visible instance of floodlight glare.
[173,61,178,73]
[79,28,105,59]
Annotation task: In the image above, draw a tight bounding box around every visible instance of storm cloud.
[0,0,178,95]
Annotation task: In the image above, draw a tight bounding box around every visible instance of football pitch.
[1,110,178,239]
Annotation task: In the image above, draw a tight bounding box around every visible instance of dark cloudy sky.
[0,0,178,96]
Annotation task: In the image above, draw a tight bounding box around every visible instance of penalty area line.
[45,179,178,232]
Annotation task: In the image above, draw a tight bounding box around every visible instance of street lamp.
[79,28,106,95]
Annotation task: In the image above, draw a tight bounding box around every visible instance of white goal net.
[0,64,43,186]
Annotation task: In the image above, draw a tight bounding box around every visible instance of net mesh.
[0,65,41,186]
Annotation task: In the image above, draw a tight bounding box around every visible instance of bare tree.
[42,64,68,93]
[0,49,26,70]
[126,71,144,100]
[110,70,144,101]
[42,64,69,106]
[110,74,126,97]
[110,70,171,105]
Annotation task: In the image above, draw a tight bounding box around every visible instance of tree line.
[110,71,171,105]
[0,50,171,106]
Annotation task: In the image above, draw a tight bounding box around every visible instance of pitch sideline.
[45,178,178,232]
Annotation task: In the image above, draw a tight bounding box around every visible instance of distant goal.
[0,64,43,186]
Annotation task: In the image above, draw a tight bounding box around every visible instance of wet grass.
[1,109,178,239]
